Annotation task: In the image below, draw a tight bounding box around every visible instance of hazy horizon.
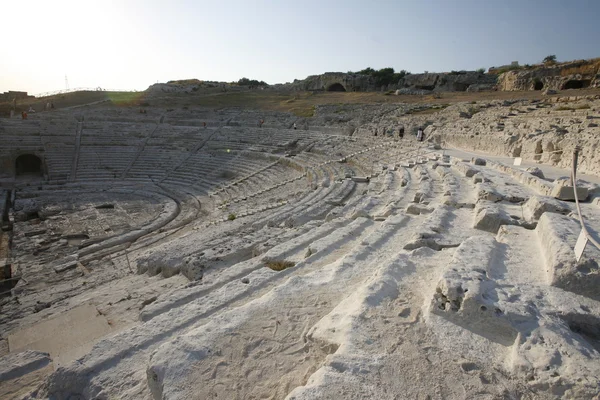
[3,0,600,95]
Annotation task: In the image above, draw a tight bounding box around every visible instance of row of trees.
[235,57,558,88]
[350,67,410,87]
[237,77,268,87]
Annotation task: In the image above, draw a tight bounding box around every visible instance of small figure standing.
[417,127,424,142]
[21,111,28,120]
[293,123,297,130]
[203,122,207,129]
[259,119,264,128]
[399,126,404,139]
[50,102,55,109]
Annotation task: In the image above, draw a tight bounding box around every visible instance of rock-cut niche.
[15,154,43,177]
[327,83,346,92]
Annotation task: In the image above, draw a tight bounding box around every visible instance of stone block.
[50,254,79,273]
[536,212,600,300]
[526,167,545,179]
[523,195,571,222]
[473,203,518,233]
[406,204,433,215]
[429,236,517,346]
[551,185,588,201]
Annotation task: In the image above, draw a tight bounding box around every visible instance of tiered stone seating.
[0,121,45,152]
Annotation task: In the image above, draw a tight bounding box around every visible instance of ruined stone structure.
[289,72,376,92]
[497,58,600,91]
[0,96,599,400]
[397,71,497,92]
[289,71,497,93]
[0,91,29,103]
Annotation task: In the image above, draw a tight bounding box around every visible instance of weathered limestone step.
[427,236,518,346]
[0,350,51,381]
[551,184,589,201]
[536,212,600,300]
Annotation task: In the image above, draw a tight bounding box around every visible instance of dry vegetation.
[559,58,600,76]
[3,85,600,118]
[264,259,296,271]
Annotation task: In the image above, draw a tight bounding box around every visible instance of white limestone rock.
[0,350,51,381]
[473,202,519,233]
[523,195,571,222]
[429,236,518,345]
[525,166,545,179]
[536,212,600,300]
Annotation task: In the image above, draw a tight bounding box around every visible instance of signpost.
[574,229,588,262]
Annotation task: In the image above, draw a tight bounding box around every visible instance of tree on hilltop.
[237,78,267,87]
[351,67,410,87]
[543,55,557,64]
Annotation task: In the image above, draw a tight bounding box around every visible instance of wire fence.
[32,87,140,98]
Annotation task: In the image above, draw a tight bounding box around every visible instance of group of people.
[12,99,55,119]
[376,126,424,141]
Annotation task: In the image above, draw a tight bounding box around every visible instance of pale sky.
[2,0,599,95]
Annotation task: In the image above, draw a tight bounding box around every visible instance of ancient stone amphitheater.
[1,93,600,399]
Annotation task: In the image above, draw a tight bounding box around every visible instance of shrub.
[351,67,410,86]
[495,65,522,75]
[543,55,557,64]
[265,259,295,271]
[237,77,268,87]
[227,213,236,221]
[468,106,480,116]
[476,68,486,74]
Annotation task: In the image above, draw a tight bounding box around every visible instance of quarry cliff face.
[497,59,600,91]
[288,72,376,92]
[398,71,497,93]
[289,71,497,93]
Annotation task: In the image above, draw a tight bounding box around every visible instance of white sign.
[574,229,588,262]
[513,157,522,166]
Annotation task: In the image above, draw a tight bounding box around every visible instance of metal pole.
[571,146,580,186]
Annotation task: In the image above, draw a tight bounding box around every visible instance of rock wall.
[288,73,376,92]
[426,98,600,176]
[398,71,497,93]
[497,59,600,91]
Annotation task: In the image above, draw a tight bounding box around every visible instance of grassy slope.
[3,87,600,118]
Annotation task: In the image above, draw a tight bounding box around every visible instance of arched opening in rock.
[452,83,470,91]
[562,80,591,90]
[415,84,436,91]
[326,83,346,92]
[534,81,544,90]
[15,154,43,178]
